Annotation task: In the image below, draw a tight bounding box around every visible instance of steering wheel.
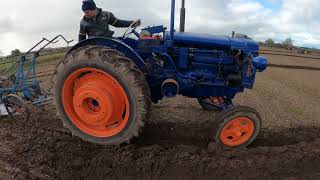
[122,19,141,39]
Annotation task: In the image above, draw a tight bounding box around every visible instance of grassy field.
[0,51,66,73]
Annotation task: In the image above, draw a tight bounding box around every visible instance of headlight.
[252,56,268,71]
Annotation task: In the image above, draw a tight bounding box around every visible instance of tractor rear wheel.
[54,45,151,145]
[212,106,261,149]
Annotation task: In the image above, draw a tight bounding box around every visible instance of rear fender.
[67,38,145,70]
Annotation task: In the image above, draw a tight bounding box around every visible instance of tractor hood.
[166,32,259,52]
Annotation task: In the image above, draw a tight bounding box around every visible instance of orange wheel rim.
[62,68,130,138]
[220,117,254,147]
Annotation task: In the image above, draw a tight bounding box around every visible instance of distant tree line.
[258,38,294,49]
[258,38,318,54]
[11,49,22,56]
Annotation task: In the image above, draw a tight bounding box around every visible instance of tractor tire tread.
[54,45,151,145]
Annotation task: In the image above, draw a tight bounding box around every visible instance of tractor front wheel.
[212,106,261,149]
[54,45,151,145]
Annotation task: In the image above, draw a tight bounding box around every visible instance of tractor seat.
[165,32,231,49]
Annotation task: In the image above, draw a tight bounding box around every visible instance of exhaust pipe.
[179,0,186,32]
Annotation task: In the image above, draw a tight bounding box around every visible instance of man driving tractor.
[79,0,141,42]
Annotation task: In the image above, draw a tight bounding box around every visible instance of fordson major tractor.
[54,0,268,149]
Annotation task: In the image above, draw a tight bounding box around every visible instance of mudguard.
[67,38,145,70]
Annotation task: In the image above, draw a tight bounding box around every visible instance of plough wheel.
[4,94,30,122]
[54,45,151,145]
[212,106,261,149]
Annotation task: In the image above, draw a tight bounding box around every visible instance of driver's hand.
[131,19,141,28]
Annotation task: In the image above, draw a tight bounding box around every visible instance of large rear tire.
[54,45,151,145]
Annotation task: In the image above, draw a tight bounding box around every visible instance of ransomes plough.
[0,35,73,120]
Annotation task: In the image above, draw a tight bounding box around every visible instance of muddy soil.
[266,54,320,68]
[1,100,320,179]
[0,58,320,179]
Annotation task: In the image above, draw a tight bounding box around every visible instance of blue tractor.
[54,0,268,149]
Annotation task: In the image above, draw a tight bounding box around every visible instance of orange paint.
[62,68,130,138]
[220,117,254,147]
[210,96,225,105]
[246,61,252,77]
[139,35,161,40]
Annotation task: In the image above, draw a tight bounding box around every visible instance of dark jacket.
[79,8,133,42]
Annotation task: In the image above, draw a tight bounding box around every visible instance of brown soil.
[265,54,320,68]
[0,55,320,179]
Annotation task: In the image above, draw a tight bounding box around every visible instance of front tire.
[54,45,151,145]
[212,106,261,149]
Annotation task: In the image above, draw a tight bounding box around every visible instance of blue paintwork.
[170,0,176,43]
[164,32,259,53]
[69,0,268,109]
[0,35,70,108]
[253,56,268,71]
[166,32,230,48]
[141,25,167,35]
[0,54,51,106]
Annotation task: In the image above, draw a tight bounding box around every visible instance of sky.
[0,0,319,55]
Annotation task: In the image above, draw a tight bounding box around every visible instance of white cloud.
[227,0,264,14]
[0,0,319,55]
